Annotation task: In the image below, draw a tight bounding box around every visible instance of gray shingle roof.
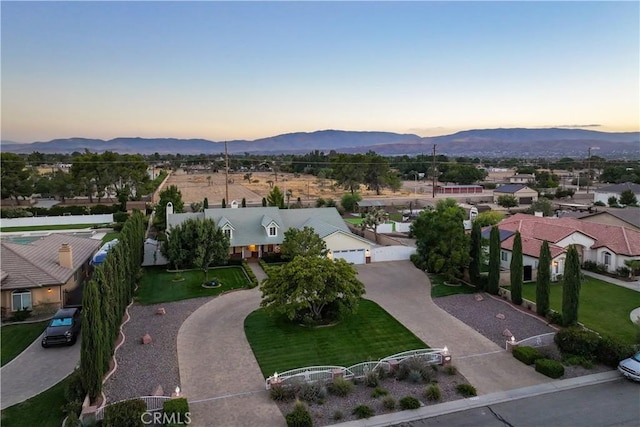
[596,182,640,194]
[0,234,101,290]
[494,184,530,194]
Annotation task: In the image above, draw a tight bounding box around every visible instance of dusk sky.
[1,1,638,143]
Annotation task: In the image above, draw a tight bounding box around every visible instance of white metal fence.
[1,214,113,228]
[516,332,556,348]
[265,348,448,390]
[95,395,172,421]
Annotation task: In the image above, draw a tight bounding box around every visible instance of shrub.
[10,308,31,322]
[296,383,320,402]
[327,377,353,397]
[424,384,442,401]
[317,385,328,400]
[64,410,82,427]
[332,410,343,421]
[399,396,421,410]
[513,346,544,365]
[113,211,130,223]
[546,310,563,326]
[535,358,565,378]
[371,387,388,398]
[270,386,295,402]
[285,400,313,427]
[554,327,600,358]
[352,405,375,419]
[163,397,189,423]
[364,370,379,388]
[382,396,397,410]
[563,355,593,369]
[102,399,147,427]
[64,369,86,404]
[444,365,457,376]
[455,384,477,397]
[407,369,423,384]
[242,260,259,288]
[61,400,82,417]
[595,335,635,368]
[410,253,428,270]
[398,357,432,383]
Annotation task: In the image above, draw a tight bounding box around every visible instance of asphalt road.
[399,378,640,427]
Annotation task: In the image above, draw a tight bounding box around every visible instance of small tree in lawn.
[280,226,328,260]
[497,195,519,211]
[469,221,482,288]
[161,225,189,280]
[361,208,388,244]
[536,240,551,316]
[487,226,501,295]
[562,245,582,326]
[510,231,523,305]
[192,218,230,284]
[260,257,365,324]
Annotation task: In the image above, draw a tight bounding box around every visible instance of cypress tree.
[222,198,226,208]
[562,245,582,326]
[510,231,523,305]
[262,197,267,207]
[487,226,501,295]
[469,221,482,288]
[80,279,105,402]
[203,197,209,209]
[536,240,551,316]
[242,197,247,207]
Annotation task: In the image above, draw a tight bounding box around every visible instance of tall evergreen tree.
[562,245,582,326]
[510,231,523,305]
[469,221,482,288]
[203,197,209,209]
[536,240,551,316]
[80,279,105,402]
[487,226,501,295]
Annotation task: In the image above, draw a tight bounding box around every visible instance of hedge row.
[513,346,544,365]
[554,327,635,368]
[535,359,565,379]
[1,204,124,218]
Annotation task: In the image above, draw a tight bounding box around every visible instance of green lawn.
[0,375,70,427]
[344,217,363,225]
[245,299,427,377]
[1,321,47,367]
[0,224,99,232]
[135,266,251,305]
[101,232,120,243]
[519,277,640,345]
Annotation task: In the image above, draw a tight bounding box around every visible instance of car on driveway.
[618,352,640,381]
[41,308,81,348]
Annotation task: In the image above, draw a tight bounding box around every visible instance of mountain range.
[2,128,638,158]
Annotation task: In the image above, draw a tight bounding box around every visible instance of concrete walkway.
[1,334,80,409]
[356,261,551,395]
[582,270,640,292]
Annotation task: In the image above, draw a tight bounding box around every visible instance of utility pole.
[586,146,600,195]
[432,144,437,198]
[224,141,229,206]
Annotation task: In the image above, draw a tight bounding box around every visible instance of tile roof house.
[0,234,101,318]
[594,182,640,206]
[492,213,640,279]
[493,185,538,204]
[167,207,374,264]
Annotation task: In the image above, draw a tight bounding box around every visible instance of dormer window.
[224,228,232,239]
[269,226,277,236]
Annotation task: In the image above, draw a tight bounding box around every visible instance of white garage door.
[332,249,366,264]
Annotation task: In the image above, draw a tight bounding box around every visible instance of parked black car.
[41,308,81,347]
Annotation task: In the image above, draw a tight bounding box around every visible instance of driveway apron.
[356,261,551,394]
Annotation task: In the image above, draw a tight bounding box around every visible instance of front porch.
[229,244,280,260]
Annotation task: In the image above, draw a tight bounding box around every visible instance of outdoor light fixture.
[175,386,181,396]
[443,346,448,354]
[510,336,516,343]
[47,288,53,293]
[273,372,278,380]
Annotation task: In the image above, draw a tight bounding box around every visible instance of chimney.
[59,243,73,269]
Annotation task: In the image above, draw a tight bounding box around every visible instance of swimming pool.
[1,231,96,244]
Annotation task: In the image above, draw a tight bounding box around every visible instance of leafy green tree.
[469,221,482,288]
[473,211,505,227]
[280,226,329,260]
[154,185,184,230]
[267,186,285,208]
[162,223,190,271]
[487,226,501,295]
[527,198,554,217]
[607,196,619,207]
[536,240,551,316]
[1,153,32,202]
[332,153,365,195]
[497,195,519,210]
[619,190,638,206]
[361,207,388,244]
[385,171,403,193]
[562,245,582,326]
[410,199,470,281]
[80,279,105,402]
[363,151,390,195]
[192,218,230,283]
[440,164,486,185]
[510,231,523,305]
[340,192,362,213]
[260,257,365,323]
[190,202,204,212]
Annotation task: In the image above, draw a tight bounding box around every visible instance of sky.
[1,1,639,143]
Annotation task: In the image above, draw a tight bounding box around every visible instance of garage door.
[332,249,366,264]
[519,197,533,204]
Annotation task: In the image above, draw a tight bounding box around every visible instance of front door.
[523,265,532,282]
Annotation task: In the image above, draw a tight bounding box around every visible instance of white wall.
[324,232,371,252]
[371,246,416,262]
[1,214,114,228]
[556,232,595,249]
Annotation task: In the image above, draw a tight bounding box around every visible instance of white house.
[594,182,640,205]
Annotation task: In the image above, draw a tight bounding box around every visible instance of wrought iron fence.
[516,332,556,348]
[95,395,172,421]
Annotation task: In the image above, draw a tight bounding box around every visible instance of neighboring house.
[493,184,538,204]
[356,200,387,213]
[594,182,640,205]
[490,213,640,279]
[167,206,373,264]
[576,207,640,232]
[506,174,535,184]
[0,234,101,318]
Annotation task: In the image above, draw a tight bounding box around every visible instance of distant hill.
[2,128,638,158]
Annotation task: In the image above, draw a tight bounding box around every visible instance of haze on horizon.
[1,1,638,144]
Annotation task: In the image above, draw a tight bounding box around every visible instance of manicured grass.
[344,218,363,225]
[245,299,427,377]
[432,283,477,298]
[101,232,120,243]
[519,277,640,345]
[0,375,70,427]
[1,321,47,367]
[0,223,98,232]
[135,266,251,305]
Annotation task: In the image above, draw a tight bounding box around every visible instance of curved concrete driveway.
[177,288,284,427]
[356,261,550,394]
[1,334,80,410]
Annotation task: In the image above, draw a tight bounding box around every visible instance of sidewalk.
[582,270,640,292]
